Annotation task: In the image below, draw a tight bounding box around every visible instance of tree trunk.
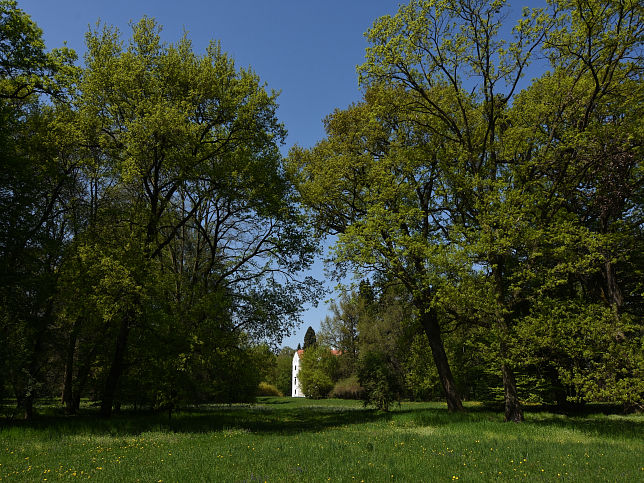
[100,315,130,418]
[603,260,623,310]
[18,395,34,420]
[492,255,523,422]
[61,329,78,414]
[502,363,523,422]
[419,307,464,412]
[71,342,99,413]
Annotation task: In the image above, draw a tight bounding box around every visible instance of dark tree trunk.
[15,392,34,420]
[61,328,78,414]
[603,261,623,310]
[492,255,523,422]
[419,307,464,412]
[100,315,130,418]
[20,395,34,420]
[502,363,523,422]
[71,342,100,413]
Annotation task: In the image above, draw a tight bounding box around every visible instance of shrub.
[299,345,340,398]
[329,375,365,400]
[357,351,403,411]
[257,382,283,397]
[300,368,334,399]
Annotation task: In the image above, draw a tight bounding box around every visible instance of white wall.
[292,351,304,397]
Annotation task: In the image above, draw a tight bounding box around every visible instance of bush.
[357,351,403,411]
[300,368,334,399]
[299,345,340,398]
[274,347,295,396]
[257,382,283,397]
[329,375,365,400]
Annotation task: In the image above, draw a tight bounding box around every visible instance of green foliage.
[0,0,78,417]
[248,344,278,385]
[403,333,442,402]
[329,375,365,400]
[298,345,339,399]
[1,0,642,419]
[64,16,317,413]
[0,0,76,98]
[303,326,317,350]
[273,347,295,397]
[257,382,283,397]
[356,351,403,411]
[290,0,643,418]
[516,298,644,410]
[318,292,360,377]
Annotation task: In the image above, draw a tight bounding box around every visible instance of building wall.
[292,350,304,397]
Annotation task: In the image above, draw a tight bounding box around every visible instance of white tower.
[292,350,305,397]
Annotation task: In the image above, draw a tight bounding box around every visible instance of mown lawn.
[0,398,642,481]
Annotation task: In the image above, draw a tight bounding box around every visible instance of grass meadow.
[0,398,642,482]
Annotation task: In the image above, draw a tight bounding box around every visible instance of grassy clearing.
[0,398,642,481]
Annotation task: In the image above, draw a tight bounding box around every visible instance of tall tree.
[319,292,361,376]
[303,326,317,350]
[0,0,77,418]
[289,85,466,411]
[355,0,642,421]
[75,18,317,416]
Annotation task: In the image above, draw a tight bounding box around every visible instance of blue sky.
[18,0,406,349]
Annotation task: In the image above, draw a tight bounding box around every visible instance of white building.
[292,349,305,397]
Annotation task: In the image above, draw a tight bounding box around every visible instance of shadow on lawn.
[407,403,644,442]
[2,400,641,442]
[0,403,388,438]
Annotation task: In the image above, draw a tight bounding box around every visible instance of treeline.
[0,1,318,419]
[296,278,642,413]
[288,0,643,420]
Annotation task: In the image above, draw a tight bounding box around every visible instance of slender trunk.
[71,341,100,412]
[100,315,130,418]
[61,355,74,414]
[61,327,78,414]
[502,363,523,422]
[419,307,464,412]
[13,307,51,421]
[11,370,34,420]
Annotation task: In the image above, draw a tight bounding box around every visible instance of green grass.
[0,398,642,481]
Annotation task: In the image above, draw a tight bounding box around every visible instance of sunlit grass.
[0,398,641,481]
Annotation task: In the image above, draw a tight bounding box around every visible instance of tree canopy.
[288,0,643,417]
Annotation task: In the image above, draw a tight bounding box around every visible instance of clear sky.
[17,0,406,349]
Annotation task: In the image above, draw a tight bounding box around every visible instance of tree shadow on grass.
[404,403,644,442]
[2,400,641,442]
[522,410,644,442]
[0,403,388,439]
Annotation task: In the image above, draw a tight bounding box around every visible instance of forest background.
[0,0,641,422]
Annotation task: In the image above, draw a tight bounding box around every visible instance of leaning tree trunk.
[100,315,130,418]
[419,307,464,412]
